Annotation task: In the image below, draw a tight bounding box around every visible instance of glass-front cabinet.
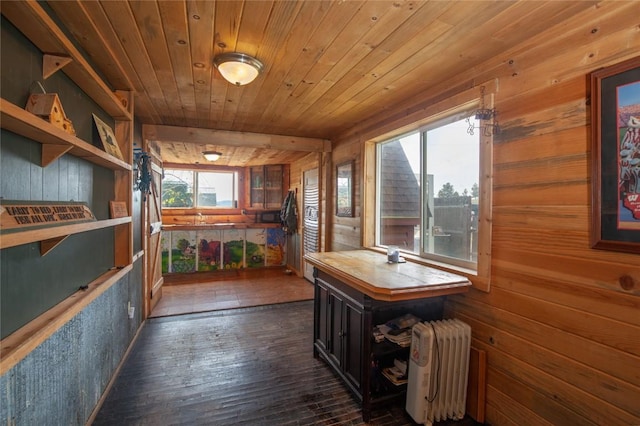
[250,165,283,209]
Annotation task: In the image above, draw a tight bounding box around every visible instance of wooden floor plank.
[94,284,482,425]
[93,301,418,425]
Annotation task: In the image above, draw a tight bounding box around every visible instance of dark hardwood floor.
[92,273,481,425]
[93,301,415,425]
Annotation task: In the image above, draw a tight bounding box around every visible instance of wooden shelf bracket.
[40,235,69,256]
[42,54,73,80]
[42,144,73,167]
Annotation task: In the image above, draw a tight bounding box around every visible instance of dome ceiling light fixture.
[203,151,222,162]
[213,52,264,86]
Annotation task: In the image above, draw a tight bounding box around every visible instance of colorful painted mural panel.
[245,228,266,268]
[222,229,245,269]
[161,232,171,274]
[197,230,222,271]
[170,230,197,273]
[266,228,286,266]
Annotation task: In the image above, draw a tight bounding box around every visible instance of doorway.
[143,141,164,318]
[303,168,319,282]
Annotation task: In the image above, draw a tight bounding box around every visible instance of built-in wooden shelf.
[0,216,132,251]
[1,98,132,171]
[0,0,138,382]
[0,1,131,121]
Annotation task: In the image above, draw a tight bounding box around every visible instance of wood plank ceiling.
[44,0,597,166]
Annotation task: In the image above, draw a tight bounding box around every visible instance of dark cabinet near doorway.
[315,276,363,391]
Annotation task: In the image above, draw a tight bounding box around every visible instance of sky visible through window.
[397,117,479,195]
[163,170,236,207]
[198,172,234,205]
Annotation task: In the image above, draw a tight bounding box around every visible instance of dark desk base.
[312,268,445,422]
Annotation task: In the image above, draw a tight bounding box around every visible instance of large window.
[162,169,238,209]
[376,114,480,271]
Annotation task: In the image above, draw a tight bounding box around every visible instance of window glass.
[162,169,238,209]
[197,172,237,208]
[377,132,421,252]
[162,169,194,208]
[376,116,480,270]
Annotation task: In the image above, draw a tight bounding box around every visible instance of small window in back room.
[162,169,238,209]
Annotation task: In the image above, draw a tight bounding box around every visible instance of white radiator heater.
[406,319,471,426]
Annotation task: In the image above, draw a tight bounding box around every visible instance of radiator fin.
[406,319,471,426]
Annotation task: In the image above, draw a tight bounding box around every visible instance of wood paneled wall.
[330,139,362,252]
[323,3,640,424]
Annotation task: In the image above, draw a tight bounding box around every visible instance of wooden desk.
[304,249,471,422]
[304,249,471,301]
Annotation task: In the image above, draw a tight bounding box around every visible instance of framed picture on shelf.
[92,113,124,161]
[336,160,354,217]
[109,201,128,218]
[590,56,640,253]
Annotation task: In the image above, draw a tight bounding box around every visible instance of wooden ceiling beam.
[143,124,331,153]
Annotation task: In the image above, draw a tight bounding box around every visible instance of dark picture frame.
[336,160,354,217]
[590,56,640,253]
[92,113,124,161]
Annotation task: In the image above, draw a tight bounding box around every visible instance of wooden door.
[143,141,164,317]
[303,168,319,282]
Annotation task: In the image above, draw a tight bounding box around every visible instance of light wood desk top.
[304,250,471,302]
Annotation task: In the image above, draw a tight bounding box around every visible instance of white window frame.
[375,111,479,271]
[363,86,493,292]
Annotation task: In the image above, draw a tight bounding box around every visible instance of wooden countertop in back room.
[304,249,472,302]
[162,223,283,230]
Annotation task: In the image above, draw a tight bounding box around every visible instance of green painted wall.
[0,17,117,339]
[1,13,144,425]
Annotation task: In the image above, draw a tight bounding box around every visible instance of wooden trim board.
[466,346,487,423]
